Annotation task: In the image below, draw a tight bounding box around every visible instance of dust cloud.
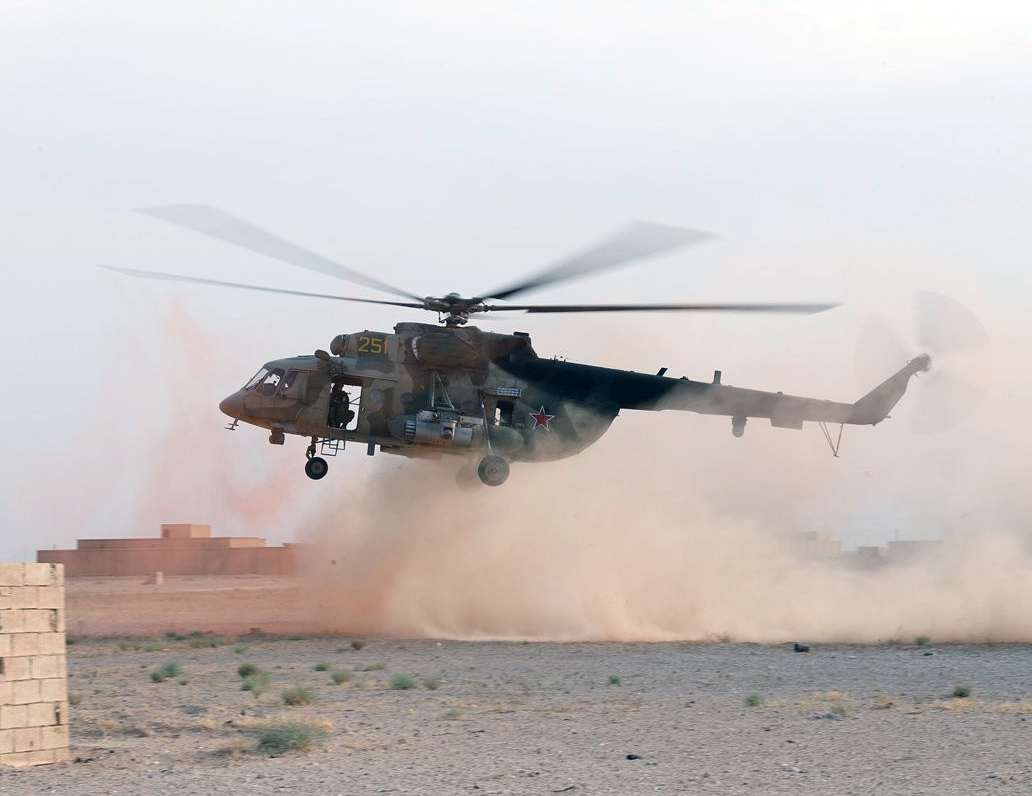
[85,294,305,544]
[296,332,1032,643]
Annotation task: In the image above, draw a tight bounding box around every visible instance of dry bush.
[330,669,352,685]
[255,720,330,754]
[150,662,182,683]
[282,684,318,706]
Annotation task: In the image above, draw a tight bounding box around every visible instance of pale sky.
[2,1,1030,562]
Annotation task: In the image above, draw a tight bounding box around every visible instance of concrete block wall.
[0,563,69,767]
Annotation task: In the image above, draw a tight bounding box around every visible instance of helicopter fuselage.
[219,322,623,466]
[218,321,929,484]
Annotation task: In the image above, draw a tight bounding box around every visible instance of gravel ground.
[3,636,1031,795]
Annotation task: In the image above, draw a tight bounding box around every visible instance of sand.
[2,576,1030,795]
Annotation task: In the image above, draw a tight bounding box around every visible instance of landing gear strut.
[477,455,509,487]
[305,439,328,480]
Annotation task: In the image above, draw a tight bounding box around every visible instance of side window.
[279,370,307,398]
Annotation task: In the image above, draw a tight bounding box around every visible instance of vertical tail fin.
[849,355,930,425]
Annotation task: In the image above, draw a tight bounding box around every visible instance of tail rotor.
[855,292,990,434]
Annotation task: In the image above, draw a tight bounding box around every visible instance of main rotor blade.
[138,204,423,302]
[484,301,840,314]
[98,265,426,309]
[480,222,715,302]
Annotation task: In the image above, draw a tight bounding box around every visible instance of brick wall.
[0,563,69,767]
[38,545,297,576]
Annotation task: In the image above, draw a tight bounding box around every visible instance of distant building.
[887,539,946,564]
[37,524,299,577]
[780,530,842,559]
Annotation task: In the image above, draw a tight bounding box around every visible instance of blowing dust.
[91,295,306,543]
[296,332,1032,643]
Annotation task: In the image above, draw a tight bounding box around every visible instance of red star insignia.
[529,406,555,430]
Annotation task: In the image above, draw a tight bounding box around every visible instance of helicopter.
[104,205,934,486]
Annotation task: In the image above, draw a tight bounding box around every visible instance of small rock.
[626,753,642,760]
[793,642,810,653]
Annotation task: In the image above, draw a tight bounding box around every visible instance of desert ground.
[1,575,1030,795]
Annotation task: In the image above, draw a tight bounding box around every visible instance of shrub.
[256,721,329,755]
[422,676,441,691]
[953,684,972,699]
[241,677,265,693]
[745,693,765,707]
[915,636,931,646]
[238,663,259,679]
[314,662,329,672]
[330,669,352,685]
[189,634,226,648]
[241,669,272,694]
[282,684,317,706]
[150,662,182,683]
[350,640,365,651]
[608,675,622,686]
[67,692,83,706]
[361,662,387,672]
[391,674,417,690]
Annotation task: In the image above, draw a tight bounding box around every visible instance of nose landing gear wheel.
[477,455,509,487]
[305,456,329,480]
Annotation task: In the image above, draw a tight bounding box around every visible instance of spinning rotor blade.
[855,292,990,434]
[138,204,423,302]
[481,222,715,302]
[98,265,426,309]
[486,301,839,314]
[910,370,986,435]
[854,314,910,388]
[914,291,990,354]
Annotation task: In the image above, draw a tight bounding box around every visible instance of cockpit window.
[246,367,286,395]
[244,368,269,390]
[282,370,301,390]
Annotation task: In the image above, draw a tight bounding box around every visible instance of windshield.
[244,366,285,394]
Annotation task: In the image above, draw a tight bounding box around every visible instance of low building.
[36,524,298,577]
[780,530,842,559]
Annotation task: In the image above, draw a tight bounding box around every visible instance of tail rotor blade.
[857,292,990,434]
[914,291,990,354]
[855,314,910,389]
[910,370,986,435]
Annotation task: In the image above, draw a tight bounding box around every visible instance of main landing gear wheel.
[477,455,509,487]
[305,456,328,480]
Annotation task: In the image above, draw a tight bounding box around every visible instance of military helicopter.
[105,205,936,486]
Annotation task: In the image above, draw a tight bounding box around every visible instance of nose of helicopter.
[219,390,246,420]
